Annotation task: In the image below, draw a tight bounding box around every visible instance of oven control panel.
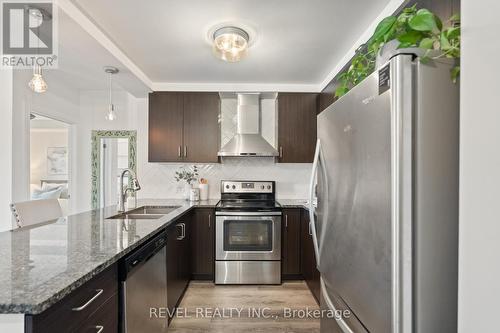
[221,181,274,193]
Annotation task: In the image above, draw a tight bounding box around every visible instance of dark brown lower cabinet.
[25,207,322,333]
[25,264,118,333]
[191,208,215,280]
[74,293,118,333]
[167,213,192,319]
[301,209,321,304]
[282,208,302,279]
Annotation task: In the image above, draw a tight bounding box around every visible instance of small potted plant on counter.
[175,165,199,200]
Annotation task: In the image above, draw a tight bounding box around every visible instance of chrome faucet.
[118,168,141,212]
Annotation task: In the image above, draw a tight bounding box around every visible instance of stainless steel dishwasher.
[120,230,168,333]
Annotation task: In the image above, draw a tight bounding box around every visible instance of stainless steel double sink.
[107,206,181,220]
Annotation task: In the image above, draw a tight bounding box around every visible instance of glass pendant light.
[104,66,119,121]
[213,26,249,62]
[29,65,48,93]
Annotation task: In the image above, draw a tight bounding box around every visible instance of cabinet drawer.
[26,264,118,333]
[75,293,118,333]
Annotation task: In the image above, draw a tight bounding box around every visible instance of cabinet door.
[282,208,302,277]
[148,92,184,162]
[301,209,320,303]
[74,293,118,333]
[178,214,192,292]
[191,208,215,279]
[167,224,181,316]
[182,92,220,163]
[278,93,318,163]
[25,265,118,333]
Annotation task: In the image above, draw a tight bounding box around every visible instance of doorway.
[29,114,71,215]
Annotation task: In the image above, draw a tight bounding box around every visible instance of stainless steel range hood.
[218,93,279,157]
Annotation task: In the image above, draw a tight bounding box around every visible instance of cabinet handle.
[279,146,283,158]
[71,289,104,311]
[177,223,186,240]
[184,146,187,157]
[285,215,288,228]
[178,146,182,158]
[95,326,104,333]
[176,223,183,240]
[309,221,312,236]
[208,214,211,228]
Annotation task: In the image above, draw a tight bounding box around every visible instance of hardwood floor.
[169,281,320,333]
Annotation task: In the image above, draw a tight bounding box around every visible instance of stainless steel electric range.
[215,180,282,284]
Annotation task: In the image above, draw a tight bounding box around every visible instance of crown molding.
[151,82,321,93]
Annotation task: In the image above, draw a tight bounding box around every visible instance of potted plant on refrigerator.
[335,5,461,98]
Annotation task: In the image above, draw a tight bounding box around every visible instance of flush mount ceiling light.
[29,65,48,93]
[213,26,250,62]
[104,66,119,121]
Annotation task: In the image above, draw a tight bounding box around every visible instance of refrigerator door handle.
[309,139,322,267]
[321,278,354,333]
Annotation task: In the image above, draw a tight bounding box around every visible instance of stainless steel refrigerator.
[309,53,459,333]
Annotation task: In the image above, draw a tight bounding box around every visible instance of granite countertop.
[0,198,309,315]
[277,199,310,209]
[0,199,218,315]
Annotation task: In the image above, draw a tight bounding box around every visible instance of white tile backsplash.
[137,158,311,200]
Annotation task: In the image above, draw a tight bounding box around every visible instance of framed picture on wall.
[47,147,68,175]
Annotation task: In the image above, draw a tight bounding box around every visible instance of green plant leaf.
[440,32,452,50]
[419,37,435,49]
[397,30,424,45]
[370,16,397,44]
[409,9,439,33]
[434,14,443,31]
[397,41,413,49]
[402,4,417,15]
[335,86,349,98]
[446,27,460,40]
[449,13,460,23]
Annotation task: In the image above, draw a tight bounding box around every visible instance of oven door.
[216,214,281,261]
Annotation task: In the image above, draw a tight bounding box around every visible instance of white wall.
[458,1,500,332]
[134,98,312,200]
[10,71,138,216]
[30,129,69,186]
[0,69,14,231]
[12,70,81,218]
[76,90,137,211]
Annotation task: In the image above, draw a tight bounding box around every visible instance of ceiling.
[38,8,149,96]
[30,115,69,129]
[71,0,393,91]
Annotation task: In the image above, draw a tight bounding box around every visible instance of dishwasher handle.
[121,230,167,279]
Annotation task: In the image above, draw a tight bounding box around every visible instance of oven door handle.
[215,211,282,216]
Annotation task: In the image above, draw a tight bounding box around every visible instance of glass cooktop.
[215,200,282,212]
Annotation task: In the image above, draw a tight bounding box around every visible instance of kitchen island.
[0,199,309,332]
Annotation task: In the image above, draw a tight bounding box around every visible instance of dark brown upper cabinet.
[149,92,184,162]
[148,92,220,163]
[183,93,220,163]
[277,93,318,163]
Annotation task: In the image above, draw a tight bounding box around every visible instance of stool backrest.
[10,199,63,229]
